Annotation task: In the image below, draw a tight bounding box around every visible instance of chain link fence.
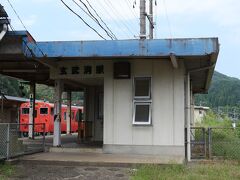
[190,127,240,160]
[209,127,240,160]
[0,123,45,160]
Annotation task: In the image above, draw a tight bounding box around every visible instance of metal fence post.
[203,128,207,158]
[208,127,212,159]
[6,123,10,160]
[43,123,46,152]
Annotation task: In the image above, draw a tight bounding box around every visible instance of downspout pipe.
[0,24,8,41]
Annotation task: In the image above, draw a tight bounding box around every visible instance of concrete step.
[19,152,179,167]
[49,147,103,154]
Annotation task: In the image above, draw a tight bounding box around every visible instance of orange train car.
[19,101,83,136]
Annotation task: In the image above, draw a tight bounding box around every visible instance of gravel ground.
[9,164,132,180]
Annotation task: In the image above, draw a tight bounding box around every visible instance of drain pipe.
[0,24,8,41]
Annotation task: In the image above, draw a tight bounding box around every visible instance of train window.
[40,108,48,115]
[22,108,29,114]
[64,112,67,121]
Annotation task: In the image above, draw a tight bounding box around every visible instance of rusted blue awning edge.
[24,38,219,58]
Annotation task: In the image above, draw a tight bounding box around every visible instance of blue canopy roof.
[25,38,219,58]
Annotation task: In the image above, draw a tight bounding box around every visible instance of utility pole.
[140,0,146,39]
[139,0,154,39]
[149,0,154,39]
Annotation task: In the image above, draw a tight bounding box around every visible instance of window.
[133,103,151,125]
[134,77,151,98]
[64,112,67,121]
[40,108,48,115]
[133,77,152,125]
[22,108,29,114]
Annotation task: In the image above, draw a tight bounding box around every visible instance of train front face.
[19,102,52,134]
[19,102,30,134]
[38,102,53,133]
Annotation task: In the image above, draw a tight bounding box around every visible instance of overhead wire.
[74,0,116,40]
[7,23,36,58]
[6,0,27,30]
[94,1,132,39]
[123,0,138,19]
[60,0,107,40]
[84,0,117,40]
[102,0,136,38]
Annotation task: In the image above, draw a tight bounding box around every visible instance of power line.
[72,0,114,39]
[60,0,106,40]
[5,0,45,57]
[6,0,27,30]
[95,1,132,39]
[124,0,138,19]
[85,0,117,40]
[8,23,35,58]
[103,0,136,37]
[74,0,116,40]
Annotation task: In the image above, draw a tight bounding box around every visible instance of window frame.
[133,77,152,99]
[22,108,29,115]
[132,76,152,125]
[133,102,152,125]
[39,107,49,115]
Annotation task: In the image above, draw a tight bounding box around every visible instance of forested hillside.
[195,71,240,107]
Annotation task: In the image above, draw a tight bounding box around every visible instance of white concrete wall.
[104,59,185,147]
[50,59,186,159]
[194,109,208,124]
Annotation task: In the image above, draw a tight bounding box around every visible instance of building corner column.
[53,79,63,147]
[66,91,71,134]
[185,73,191,162]
[28,82,36,139]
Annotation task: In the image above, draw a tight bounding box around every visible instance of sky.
[1,0,240,79]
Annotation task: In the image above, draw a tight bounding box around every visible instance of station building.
[0,7,219,162]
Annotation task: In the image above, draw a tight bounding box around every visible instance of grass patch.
[0,162,14,180]
[131,161,240,180]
